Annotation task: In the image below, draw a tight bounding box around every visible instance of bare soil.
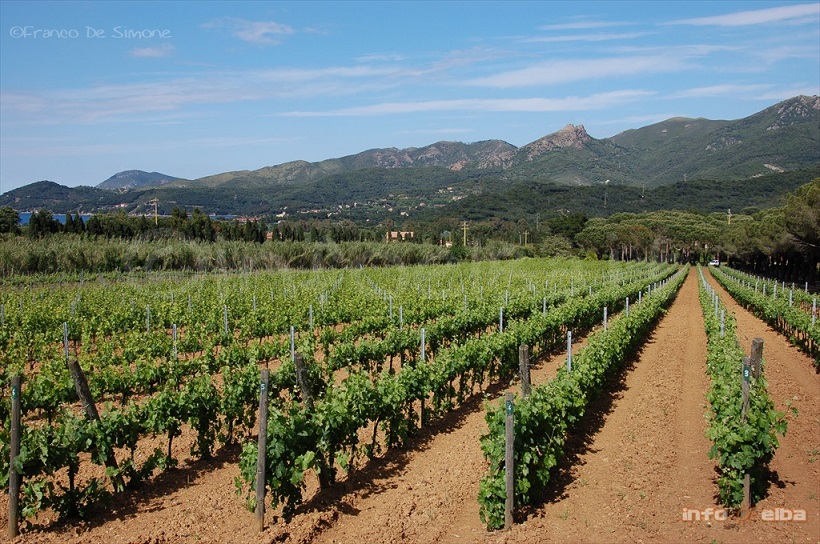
[6,269,819,544]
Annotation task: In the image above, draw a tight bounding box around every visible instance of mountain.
[418,166,820,223]
[164,140,516,189]
[0,181,121,212]
[607,95,820,186]
[2,95,818,218]
[501,95,820,188]
[97,170,184,190]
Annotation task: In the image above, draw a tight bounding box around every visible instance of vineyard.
[1,258,818,543]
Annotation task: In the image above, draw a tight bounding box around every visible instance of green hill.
[2,95,818,219]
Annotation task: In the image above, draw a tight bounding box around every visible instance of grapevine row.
[236,264,680,518]
[0,259,672,527]
[477,266,688,529]
[709,266,819,364]
[696,266,787,506]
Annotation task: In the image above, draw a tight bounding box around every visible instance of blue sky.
[1,1,818,193]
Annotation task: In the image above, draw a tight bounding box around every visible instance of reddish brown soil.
[6,269,819,544]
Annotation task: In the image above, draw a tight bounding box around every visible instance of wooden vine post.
[294,353,314,410]
[742,338,764,511]
[504,392,514,530]
[420,328,427,426]
[67,358,125,491]
[255,368,270,532]
[740,355,752,511]
[519,344,530,397]
[294,353,331,487]
[750,337,763,380]
[8,375,21,540]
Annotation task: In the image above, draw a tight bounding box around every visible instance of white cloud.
[1,136,300,157]
[0,64,408,125]
[757,44,820,64]
[465,55,690,88]
[539,20,629,31]
[281,90,654,117]
[671,3,819,27]
[202,17,295,44]
[525,32,650,44]
[598,113,688,126]
[355,54,406,63]
[610,44,739,56]
[395,127,473,136]
[130,43,175,58]
[671,83,774,98]
[752,85,820,100]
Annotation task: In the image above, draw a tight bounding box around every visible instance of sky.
[1,1,818,194]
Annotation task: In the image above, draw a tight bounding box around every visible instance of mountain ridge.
[2,95,818,218]
[97,170,184,190]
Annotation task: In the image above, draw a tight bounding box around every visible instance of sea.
[18,213,94,226]
[17,213,237,226]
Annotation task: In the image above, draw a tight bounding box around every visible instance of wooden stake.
[8,375,21,540]
[67,358,125,491]
[741,356,751,421]
[519,345,530,398]
[504,392,514,530]
[741,351,752,510]
[255,369,270,532]
[742,473,751,512]
[294,353,313,410]
[750,338,763,380]
[63,322,69,361]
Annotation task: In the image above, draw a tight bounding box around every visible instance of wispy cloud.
[539,20,629,31]
[525,32,650,44]
[281,90,654,117]
[757,43,820,64]
[753,85,820,101]
[395,127,473,136]
[671,83,774,98]
[2,136,300,157]
[130,43,175,58]
[598,113,688,126]
[202,17,295,44]
[355,54,406,63]
[465,55,690,88]
[0,64,408,125]
[670,3,819,27]
[669,83,819,102]
[610,44,739,56]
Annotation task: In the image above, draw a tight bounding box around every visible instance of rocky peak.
[767,95,820,131]
[521,124,591,160]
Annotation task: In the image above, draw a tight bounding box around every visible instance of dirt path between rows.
[10,268,819,544]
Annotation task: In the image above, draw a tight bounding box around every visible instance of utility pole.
[728,208,732,225]
[462,220,468,246]
[523,231,529,245]
[150,198,159,225]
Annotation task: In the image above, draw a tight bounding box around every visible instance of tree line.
[571,178,818,285]
[1,178,816,285]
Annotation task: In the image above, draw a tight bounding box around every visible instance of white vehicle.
[708,259,720,267]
